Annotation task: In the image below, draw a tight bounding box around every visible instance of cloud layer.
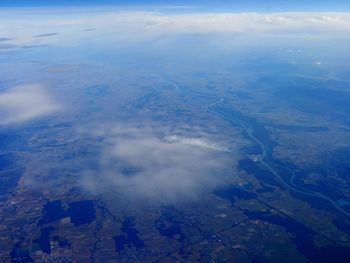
[80,124,231,202]
[1,11,350,47]
[0,84,60,125]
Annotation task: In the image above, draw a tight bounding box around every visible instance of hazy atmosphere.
[1,1,350,262]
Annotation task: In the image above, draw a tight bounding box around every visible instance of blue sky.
[1,0,350,12]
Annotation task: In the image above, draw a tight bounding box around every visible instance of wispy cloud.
[33,32,59,38]
[79,123,232,202]
[101,12,350,34]
[0,37,13,41]
[0,84,60,125]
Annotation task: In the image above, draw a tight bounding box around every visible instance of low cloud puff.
[80,124,232,202]
[0,84,60,125]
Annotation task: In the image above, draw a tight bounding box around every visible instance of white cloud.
[0,84,60,125]
[164,135,229,152]
[1,11,350,47]
[79,124,232,202]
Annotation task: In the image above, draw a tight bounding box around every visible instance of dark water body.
[69,200,96,226]
[213,184,257,206]
[33,228,70,255]
[34,226,55,254]
[155,206,186,241]
[114,217,145,252]
[39,200,67,225]
[52,235,70,248]
[156,223,185,241]
[243,209,350,263]
[10,243,34,263]
[39,200,96,226]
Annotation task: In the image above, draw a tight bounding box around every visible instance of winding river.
[167,80,350,218]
